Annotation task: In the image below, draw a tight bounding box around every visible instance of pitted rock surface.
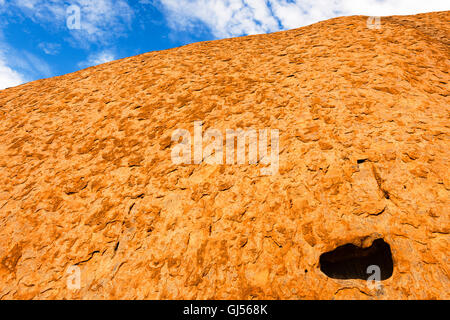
[0,12,449,299]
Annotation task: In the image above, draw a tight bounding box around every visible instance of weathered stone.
[0,12,448,300]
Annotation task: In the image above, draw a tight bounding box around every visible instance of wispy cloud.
[0,47,52,81]
[78,50,116,69]
[0,54,25,90]
[38,42,61,55]
[0,27,24,90]
[157,0,280,38]
[156,0,450,38]
[0,30,52,89]
[0,1,132,87]
[6,0,134,46]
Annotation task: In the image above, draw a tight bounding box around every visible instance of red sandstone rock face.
[0,12,449,300]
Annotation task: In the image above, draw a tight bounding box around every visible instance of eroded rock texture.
[0,12,449,299]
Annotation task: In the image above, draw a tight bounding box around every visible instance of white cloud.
[7,0,134,45]
[19,51,52,76]
[70,0,134,44]
[0,31,40,90]
[157,0,450,38]
[0,35,52,89]
[157,0,280,38]
[38,42,61,55]
[0,29,24,90]
[78,51,116,68]
[0,55,25,90]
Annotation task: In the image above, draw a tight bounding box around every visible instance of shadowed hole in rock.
[319,238,393,280]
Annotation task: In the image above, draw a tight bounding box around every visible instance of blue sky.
[0,0,448,90]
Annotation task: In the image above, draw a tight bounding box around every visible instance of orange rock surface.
[0,11,449,300]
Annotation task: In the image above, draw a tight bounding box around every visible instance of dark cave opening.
[319,238,393,280]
